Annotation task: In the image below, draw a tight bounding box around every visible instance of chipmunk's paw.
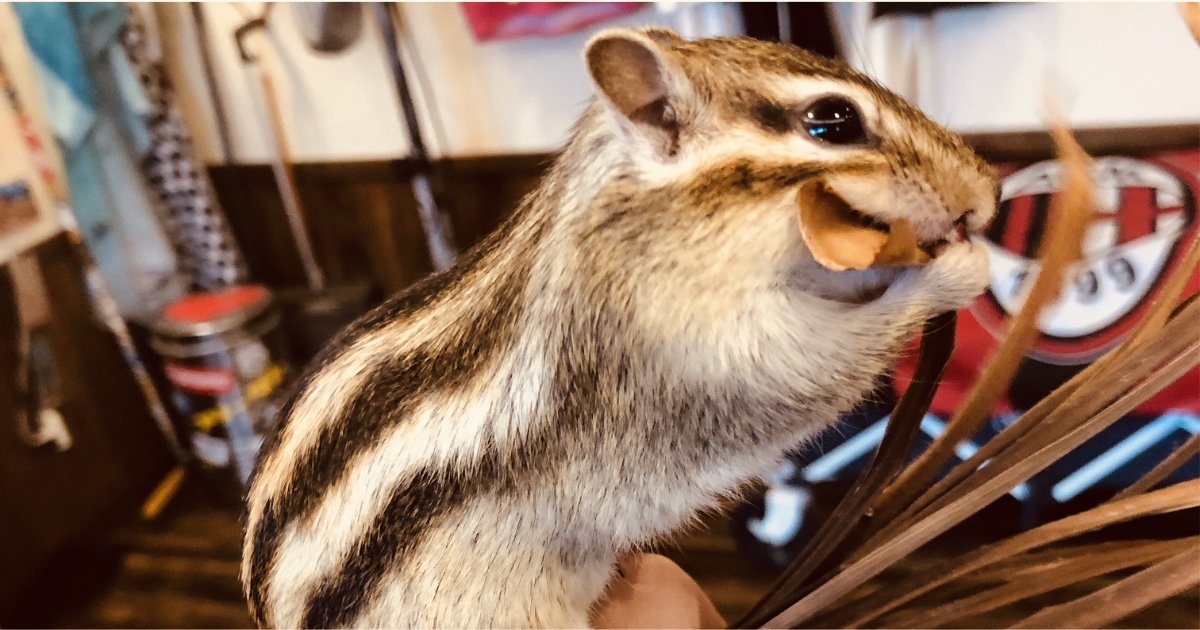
[884,240,990,315]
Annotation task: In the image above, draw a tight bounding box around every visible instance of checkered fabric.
[119,6,248,290]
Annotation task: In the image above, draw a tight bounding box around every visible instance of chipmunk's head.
[581,27,997,302]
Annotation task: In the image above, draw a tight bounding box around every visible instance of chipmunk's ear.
[585,28,685,155]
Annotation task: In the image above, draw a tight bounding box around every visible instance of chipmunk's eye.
[801,97,867,145]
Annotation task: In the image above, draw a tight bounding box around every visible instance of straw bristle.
[737,123,1200,629]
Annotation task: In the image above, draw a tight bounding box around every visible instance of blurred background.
[0,2,1197,628]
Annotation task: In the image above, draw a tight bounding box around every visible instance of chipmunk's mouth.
[917,214,974,256]
[796,179,972,272]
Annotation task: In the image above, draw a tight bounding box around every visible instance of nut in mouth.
[796,179,976,271]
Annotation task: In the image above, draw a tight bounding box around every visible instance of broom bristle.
[737,122,1200,629]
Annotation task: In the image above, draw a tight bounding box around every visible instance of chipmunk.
[241,27,997,628]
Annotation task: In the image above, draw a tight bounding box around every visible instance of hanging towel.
[8,2,99,149]
[119,4,249,291]
[461,3,644,42]
[13,2,188,319]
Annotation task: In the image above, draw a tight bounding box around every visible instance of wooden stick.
[140,464,187,521]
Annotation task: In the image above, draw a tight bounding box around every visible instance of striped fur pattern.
[242,28,997,628]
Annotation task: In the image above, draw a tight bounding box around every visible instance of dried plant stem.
[762,321,1200,629]
[881,536,1197,629]
[865,341,1199,581]
[862,298,1200,555]
[745,126,1103,628]
[1112,432,1200,501]
[901,252,1194,530]
[839,480,1200,628]
[1008,549,1200,629]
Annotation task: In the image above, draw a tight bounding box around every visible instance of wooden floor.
[8,475,1198,629]
[11,477,256,629]
[9,476,778,629]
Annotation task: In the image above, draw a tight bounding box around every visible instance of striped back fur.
[242,28,997,628]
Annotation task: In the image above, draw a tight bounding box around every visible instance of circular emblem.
[971,153,1198,365]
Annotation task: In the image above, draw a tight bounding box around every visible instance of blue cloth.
[13,2,185,318]
[10,3,96,113]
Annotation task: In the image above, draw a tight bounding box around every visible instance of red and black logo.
[972,150,1199,366]
[895,149,1199,417]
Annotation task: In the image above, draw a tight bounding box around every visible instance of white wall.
[832,2,1200,133]
[161,2,1199,164]
[155,2,744,164]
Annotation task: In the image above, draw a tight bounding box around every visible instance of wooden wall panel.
[0,235,175,623]
[207,155,553,299]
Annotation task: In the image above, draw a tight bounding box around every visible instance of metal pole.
[373,2,457,271]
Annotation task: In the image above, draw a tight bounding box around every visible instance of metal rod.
[373,2,457,271]
[777,2,792,44]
